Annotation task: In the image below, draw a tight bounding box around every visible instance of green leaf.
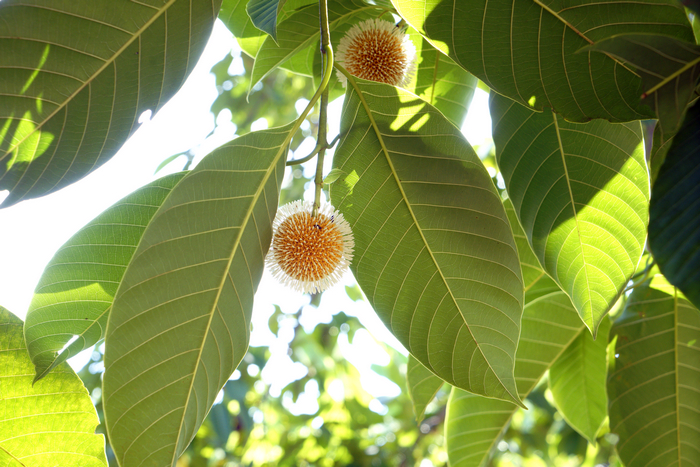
[504,198,548,291]
[24,173,186,383]
[0,0,220,207]
[330,78,525,406]
[491,92,649,335]
[103,124,293,466]
[407,31,478,129]
[587,34,700,142]
[549,316,612,443]
[649,101,700,311]
[323,168,345,185]
[394,0,694,123]
[250,0,380,90]
[155,153,187,174]
[247,0,287,42]
[445,193,582,467]
[0,307,107,466]
[608,272,700,466]
[406,355,444,422]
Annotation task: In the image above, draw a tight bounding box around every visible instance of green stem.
[287,0,334,162]
[286,134,340,166]
[312,0,333,217]
[313,87,329,217]
[625,258,656,292]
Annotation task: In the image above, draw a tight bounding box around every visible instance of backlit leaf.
[24,173,186,382]
[0,0,220,207]
[549,316,612,443]
[406,355,444,422]
[0,308,106,467]
[491,92,649,335]
[394,0,693,122]
[608,272,700,466]
[103,124,293,467]
[407,31,478,129]
[330,78,524,405]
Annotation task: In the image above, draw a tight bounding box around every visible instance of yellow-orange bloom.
[336,18,417,87]
[266,201,354,294]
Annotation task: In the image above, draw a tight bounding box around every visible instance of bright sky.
[0,20,492,405]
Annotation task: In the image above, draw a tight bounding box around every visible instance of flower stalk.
[312,0,333,218]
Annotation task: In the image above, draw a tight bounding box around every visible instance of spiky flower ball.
[336,18,417,87]
[266,200,354,294]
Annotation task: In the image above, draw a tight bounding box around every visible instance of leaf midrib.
[2,0,178,160]
[0,445,27,467]
[343,75,520,403]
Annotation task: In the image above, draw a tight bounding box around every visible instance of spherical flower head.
[336,18,417,87]
[266,200,354,294]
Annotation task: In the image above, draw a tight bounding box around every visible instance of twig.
[312,0,333,217]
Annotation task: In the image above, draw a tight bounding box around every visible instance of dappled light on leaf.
[331,79,524,405]
[491,93,648,335]
[0,308,107,466]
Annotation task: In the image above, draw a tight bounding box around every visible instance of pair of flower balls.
[267,18,416,294]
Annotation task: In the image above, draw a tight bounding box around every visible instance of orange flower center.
[273,212,344,282]
[345,29,408,85]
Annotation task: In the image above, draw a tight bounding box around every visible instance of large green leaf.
[102,124,292,466]
[588,34,700,149]
[549,316,611,443]
[408,31,478,129]
[330,78,524,405]
[394,0,693,123]
[491,92,649,335]
[649,101,700,311]
[0,0,220,207]
[24,173,186,383]
[0,308,106,466]
[250,0,381,89]
[406,355,444,422]
[608,272,700,466]
[406,199,544,424]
